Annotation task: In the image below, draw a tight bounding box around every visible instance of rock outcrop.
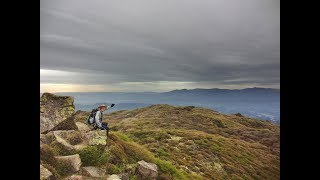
[40,93,75,133]
[48,116,78,132]
[86,130,107,146]
[40,134,50,145]
[117,173,129,180]
[136,160,158,179]
[81,166,105,178]
[51,130,76,151]
[64,175,83,180]
[40,164,53,180]
[55,154,82,173]
[76,122,91,133]
[107,174,121,180]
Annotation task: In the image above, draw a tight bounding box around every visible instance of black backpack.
[86,108,99,125]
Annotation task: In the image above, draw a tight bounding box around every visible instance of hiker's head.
[98,104,107,111]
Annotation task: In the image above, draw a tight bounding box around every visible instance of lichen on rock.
[86,130,107,146]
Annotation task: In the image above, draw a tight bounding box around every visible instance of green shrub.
[109,144,128,164]
[114,131,131,142]
[108,132,154,163]
[155,131,171,141]
[106,163,124,174]
[100,151,109,164]
[124,142,155,163]
[156,148,170,157]
[154,158,187,179]
[78,146,109,166]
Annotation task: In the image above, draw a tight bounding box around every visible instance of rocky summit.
[40,93,75,133]
[40,93,279,180]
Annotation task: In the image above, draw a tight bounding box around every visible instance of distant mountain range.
[41,87,280,124]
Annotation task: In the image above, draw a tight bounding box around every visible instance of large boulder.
[40,164,53,180]
[48,130,88,153]
[136,160,158,179]
[51,131,77,151]
[63,175,83,180]
[40,93,75,133]
[40,144,58,166]
[48,116,78,132]
[55,154,82,173]
[85,130,107,146]
[76,122,91,133]
[107,174,121,180]
[81,166,105,178]
[55,130,85,145]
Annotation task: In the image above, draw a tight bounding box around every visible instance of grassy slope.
[74,104,280,179]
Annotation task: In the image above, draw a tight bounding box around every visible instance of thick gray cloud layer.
[40,0,280,91]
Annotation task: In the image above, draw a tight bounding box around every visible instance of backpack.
[86,108,99,125]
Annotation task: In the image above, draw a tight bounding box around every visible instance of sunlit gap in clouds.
[40,68,279,93]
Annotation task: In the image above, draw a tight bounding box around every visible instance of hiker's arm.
[106,104,115,110]
[95,111,102,128]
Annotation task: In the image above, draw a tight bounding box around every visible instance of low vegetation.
[102,104,280,179]
[41,104,279,179]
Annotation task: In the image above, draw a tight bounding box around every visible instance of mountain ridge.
[41,87,279,94]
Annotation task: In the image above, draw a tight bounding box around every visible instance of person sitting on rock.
[94,104,114,138]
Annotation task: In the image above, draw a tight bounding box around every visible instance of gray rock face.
[55,154,82,173]
[40,93,75,133]
[81,166,105,177]
[40,164,53,180]
[136,160,158,179]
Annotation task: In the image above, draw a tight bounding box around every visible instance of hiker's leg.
[101,123,109,137]
[106,126,109,137]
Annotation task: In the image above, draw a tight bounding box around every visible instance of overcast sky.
[40,0,280,92]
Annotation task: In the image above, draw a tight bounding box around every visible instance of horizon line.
[40,87,280,94]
